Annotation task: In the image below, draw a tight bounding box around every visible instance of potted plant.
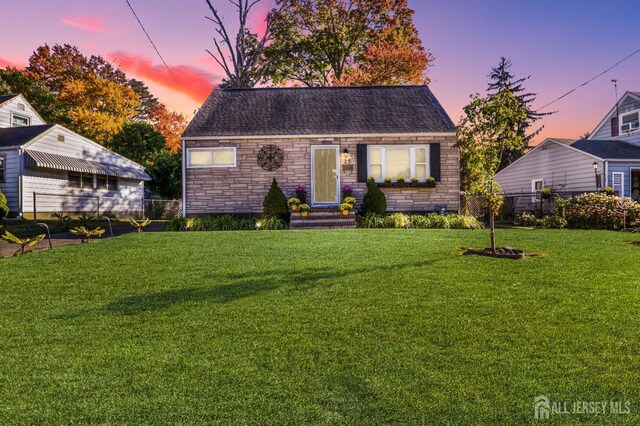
[343,196,356,206]
[604,186,614,196]
[425,176,437,188]
[339,203,353,216]
[342,184,353,199]
[540,187,553,200]
[295,186,307,204]
[288,197,301,211]
[298,204,310,217]
[380,177,393,188]
[395,176,407,188]
[410,177,419,187]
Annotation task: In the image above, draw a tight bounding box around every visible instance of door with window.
[311,146,340,205]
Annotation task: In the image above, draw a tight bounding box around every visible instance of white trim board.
[181,132,456,142]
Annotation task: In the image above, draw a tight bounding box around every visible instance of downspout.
[18,148,23,218]
[182,139,187,218]
[604,160,609,188]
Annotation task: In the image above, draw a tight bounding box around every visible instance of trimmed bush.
[361,178,386,215]
[514,212,540,227]
[0,189,8,219]
[262,178,289,221]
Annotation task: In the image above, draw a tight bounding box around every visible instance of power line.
[538,47,640,111]
[124,0,180,86]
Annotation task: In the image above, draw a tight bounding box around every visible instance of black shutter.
[430,143,441,182]
[611,117,619,137]
[357,144,368,182]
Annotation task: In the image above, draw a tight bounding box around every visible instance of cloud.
[109,52,220,102]
[0,58,23,69]
[61,15,108,33]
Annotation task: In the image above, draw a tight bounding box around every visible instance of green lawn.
[1,229,639,424]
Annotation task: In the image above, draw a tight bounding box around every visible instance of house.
[0,94,151,219]
[496,91,640,202]
[181,86,459,217]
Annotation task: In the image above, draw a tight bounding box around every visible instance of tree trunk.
[489,213,496,253]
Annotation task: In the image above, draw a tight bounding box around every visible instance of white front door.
[311,146,340,205]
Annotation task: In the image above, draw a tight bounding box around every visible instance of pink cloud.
[61,15,108,33]
[0,58,24,69]
[109,52,220,103]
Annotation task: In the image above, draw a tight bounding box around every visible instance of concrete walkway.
[0,223,164,258]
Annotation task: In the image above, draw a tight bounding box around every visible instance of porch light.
[593,162,599,171]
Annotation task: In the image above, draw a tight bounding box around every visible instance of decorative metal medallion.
[258,145,284,171]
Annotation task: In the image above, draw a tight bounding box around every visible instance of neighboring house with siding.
[181,86,460,218]
[496,91,640,202]
[0,94,151,219]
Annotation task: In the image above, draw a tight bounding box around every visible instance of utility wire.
[538,47,640,111]
[124,0,180,86]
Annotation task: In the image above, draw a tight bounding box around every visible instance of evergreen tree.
[487,57,553,170]
[262,178,289,221]
[361,178,387,215]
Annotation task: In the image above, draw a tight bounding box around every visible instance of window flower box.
[411,182,437,188]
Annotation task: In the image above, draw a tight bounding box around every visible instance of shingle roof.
[570,139,640,159]
[0,94,19,106]
[182,86,455,138]
[0,125,55,148]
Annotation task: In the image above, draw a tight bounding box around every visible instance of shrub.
[181,215,257,232]
[408,214,431,229]
[564,193,640,229]
[357,213,386,228]
[603,187,614,196]
[540,187,553,200]
[262,178,289,221]
[164,217,188,231]
[256,217,288,230]
[339,203,354,212]
[385,213,410,228]
[0,189,8,219]
[541,215,567,229]
[361,178,386,215]
[356,212,481,229]
[426,213,450,229]
[514,212,540,227]
[447,214,484,229]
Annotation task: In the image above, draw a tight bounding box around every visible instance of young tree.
[265,0,431,87]
[487,57,553,169]
[456,90,527,252]
[204,0,281,89]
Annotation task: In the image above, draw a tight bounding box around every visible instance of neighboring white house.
[0,94,151,219]
[496,91,640,203]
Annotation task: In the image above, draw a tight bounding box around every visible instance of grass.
[0,229,639,424]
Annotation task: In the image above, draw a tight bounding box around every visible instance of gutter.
[180,132,457,142]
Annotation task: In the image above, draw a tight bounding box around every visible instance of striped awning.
[24,150,151,181]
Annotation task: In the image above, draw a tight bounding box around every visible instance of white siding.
[0,148,20,215]
[27,127,144,169]
[0,96,45,128]
[591,95,640,145]
[496,140,603,194]
[22,168,144,214]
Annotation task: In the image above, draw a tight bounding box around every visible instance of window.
[0,155,5,183]
[108,176,118,191]
[620,111,639,133]
[68,172,95,189]
[612,172,624,197]
[531,179,544,202]
[96,175,108,189]
[187,148,236,168]
[57,134,66,142]
[368,146,430,181]
[11,114,30,127]
[17,103,25,111]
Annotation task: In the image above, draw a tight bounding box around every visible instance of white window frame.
[186,147,237,169]
[612,172,625,198]
[367,145,430,182]
[620,110,640,134]
[11,113,30,128]
[531,178,544,202]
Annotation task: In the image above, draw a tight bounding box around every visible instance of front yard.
[1,229,639,424]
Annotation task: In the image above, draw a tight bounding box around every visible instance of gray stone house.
[181,86,459,218]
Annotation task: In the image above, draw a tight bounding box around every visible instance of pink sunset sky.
[1,0,639,142]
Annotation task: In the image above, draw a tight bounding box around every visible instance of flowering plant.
[564,193,640,229]
[295,185,305,192]
[342,184,353,192]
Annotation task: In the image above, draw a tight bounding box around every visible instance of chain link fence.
[143,199,183,220]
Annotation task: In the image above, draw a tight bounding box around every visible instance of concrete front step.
[291,212,355,219]
[290,208,357,229]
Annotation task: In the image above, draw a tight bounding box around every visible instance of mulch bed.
[464,246,525,260]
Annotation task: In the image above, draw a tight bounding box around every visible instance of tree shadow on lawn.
[101,259,441,316]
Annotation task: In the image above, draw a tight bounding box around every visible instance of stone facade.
[184,135,459,216]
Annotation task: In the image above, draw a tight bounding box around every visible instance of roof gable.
[589,91,640,139]
[182,85,456,138]
[0,125,55,148]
